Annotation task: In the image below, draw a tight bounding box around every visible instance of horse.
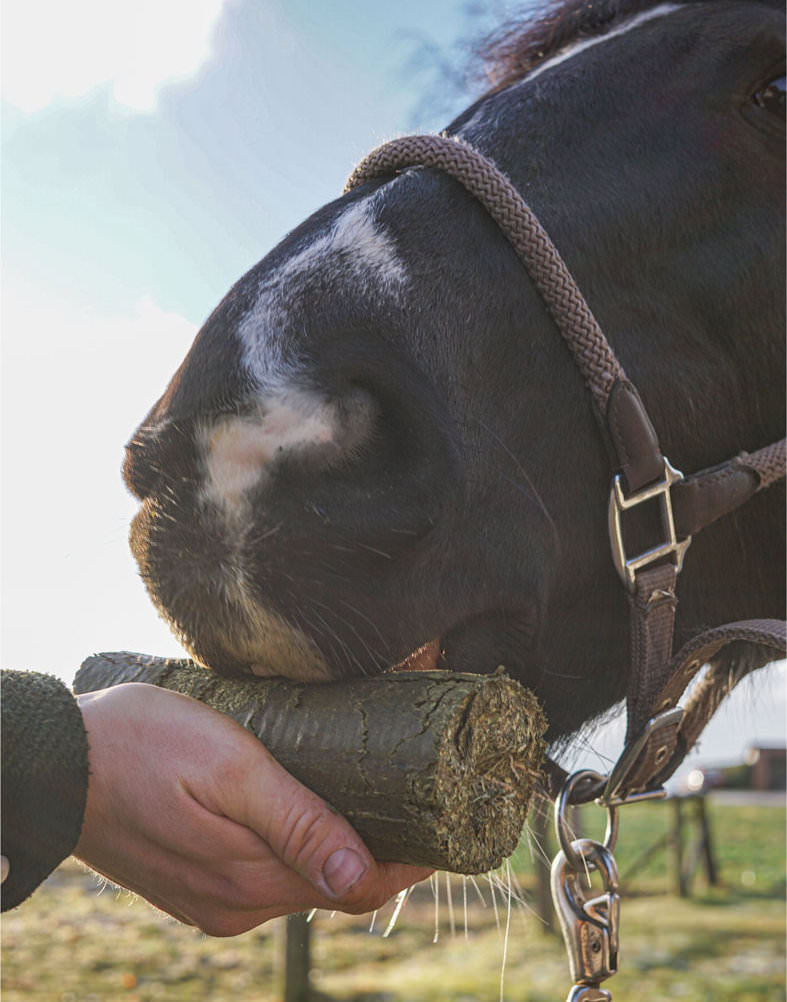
[122,0,785,748]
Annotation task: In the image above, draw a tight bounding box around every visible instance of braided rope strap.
[741,438,787,491]
[345,134,625,414]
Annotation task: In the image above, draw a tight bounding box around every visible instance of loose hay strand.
[500,859,513,1002]
[487,872,501,931]
[382,888,409,938]
[469,874,488,909]
[432,872,440,944]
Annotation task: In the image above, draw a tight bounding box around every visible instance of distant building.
[682,745,786,794]
[744,746,786,791]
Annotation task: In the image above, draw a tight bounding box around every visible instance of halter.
[345,135,785,996]
[344,133,785,789]
[344,133,786,800]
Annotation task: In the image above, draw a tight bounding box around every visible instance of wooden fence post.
[671,797,688,898]
[696,795,719,887]
[674,795,720,897]
[531,795,556,934]
[283,913,311,1002]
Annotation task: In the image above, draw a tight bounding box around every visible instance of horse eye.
[753,75,786,116]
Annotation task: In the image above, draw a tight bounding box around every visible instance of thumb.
[235,743,430,911]
[238,744,374,902]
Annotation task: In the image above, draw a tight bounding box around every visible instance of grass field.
[2,798,784,1002]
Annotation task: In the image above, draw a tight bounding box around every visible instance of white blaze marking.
[200,391,337,516]
[524,3,681,84]
[238,194,407,390]
[216,198,403,517]
[270,197,407,294]
[459,3,681,139]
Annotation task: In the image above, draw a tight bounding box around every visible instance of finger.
[262,785,372,901]
[367,861,435,903]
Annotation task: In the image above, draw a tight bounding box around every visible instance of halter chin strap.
[346,133,786,802]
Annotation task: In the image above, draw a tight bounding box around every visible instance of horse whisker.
[477,418,560,548]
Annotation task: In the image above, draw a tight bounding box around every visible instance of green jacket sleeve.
[1,670,89,911]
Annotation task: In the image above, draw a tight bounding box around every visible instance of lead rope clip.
[551,771,621,1002]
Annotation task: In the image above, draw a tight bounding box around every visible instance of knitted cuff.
[1,670,89,911]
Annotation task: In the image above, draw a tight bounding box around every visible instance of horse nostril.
[123,434,159,500]
[123,422,199,501]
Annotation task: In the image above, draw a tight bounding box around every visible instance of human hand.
[74,683,431,935]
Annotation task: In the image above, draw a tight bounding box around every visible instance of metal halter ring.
[556,769,619,872]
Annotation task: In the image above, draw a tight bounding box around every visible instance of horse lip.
[389,638,442,672]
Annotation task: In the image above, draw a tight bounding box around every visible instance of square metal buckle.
[600,707,685,807]
[607,458,692,593]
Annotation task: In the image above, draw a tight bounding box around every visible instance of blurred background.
[2,3,784,1000]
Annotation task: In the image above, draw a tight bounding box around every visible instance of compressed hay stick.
[74,652,547,874]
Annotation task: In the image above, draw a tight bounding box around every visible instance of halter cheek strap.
[345,134,786,803]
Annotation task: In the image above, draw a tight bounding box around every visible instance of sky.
[1,0,784,787]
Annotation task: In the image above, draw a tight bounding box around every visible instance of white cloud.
[1,279,199,681]
[2,0,227,113]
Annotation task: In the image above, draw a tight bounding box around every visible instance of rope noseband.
[344,133,786,802]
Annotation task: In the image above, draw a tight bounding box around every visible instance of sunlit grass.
[2,801,784,1001]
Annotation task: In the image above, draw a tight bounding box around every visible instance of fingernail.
[323,848,367,898]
